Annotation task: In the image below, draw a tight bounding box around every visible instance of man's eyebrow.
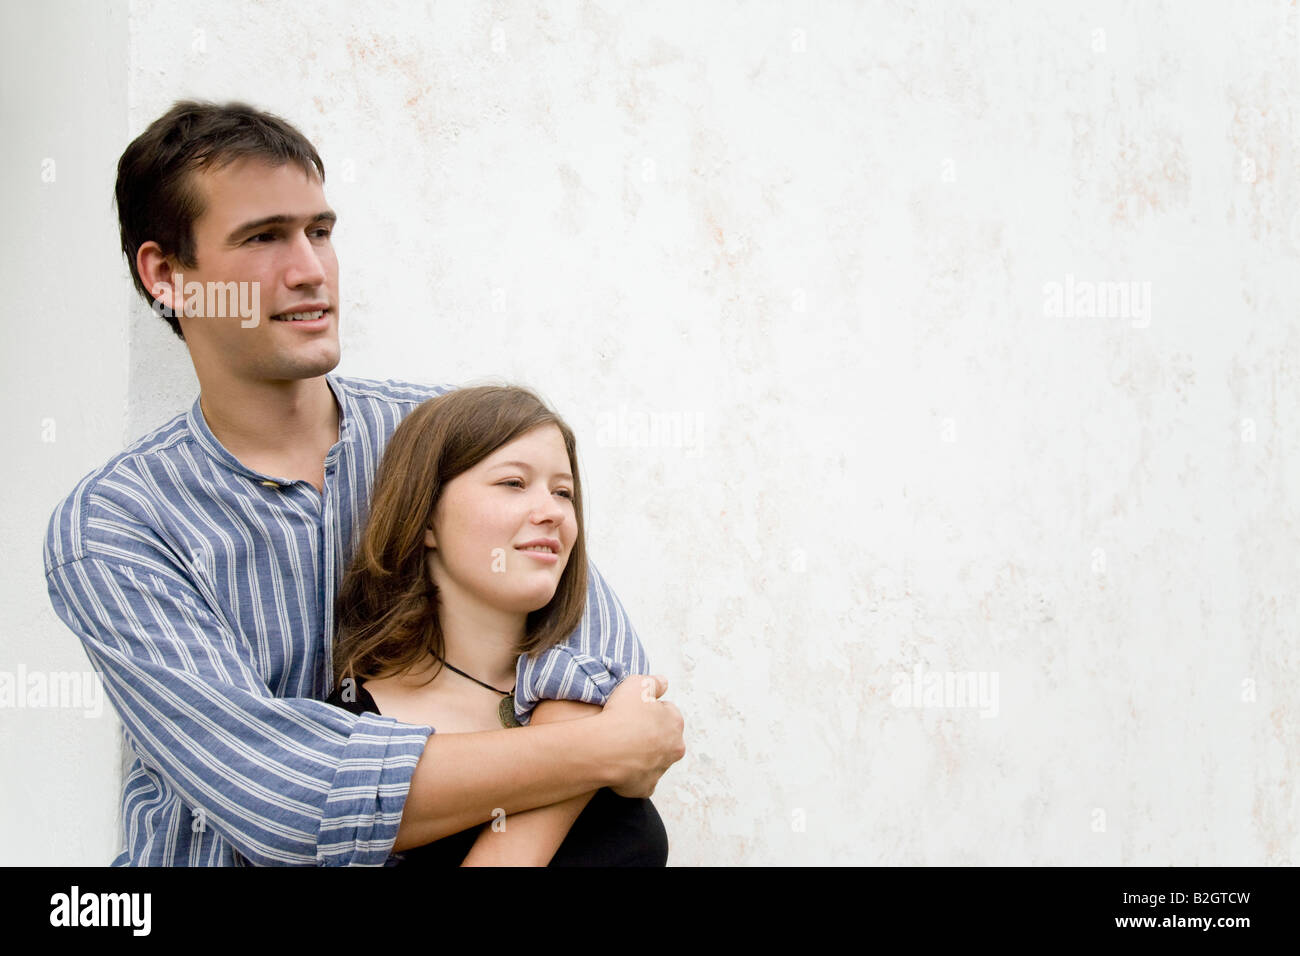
[491,461,574,481]
[225,211,337,243]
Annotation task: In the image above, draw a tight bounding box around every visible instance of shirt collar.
[186,373,354,484]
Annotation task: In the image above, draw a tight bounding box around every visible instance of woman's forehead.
[480,424,571,472]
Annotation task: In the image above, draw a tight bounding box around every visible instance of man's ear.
[137,241,181,316]
[424,527,437,549]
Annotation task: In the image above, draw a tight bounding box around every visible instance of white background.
[2,0,1297,865]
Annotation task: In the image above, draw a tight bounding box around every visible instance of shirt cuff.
[315,712,433,866]
[512,645,633,725]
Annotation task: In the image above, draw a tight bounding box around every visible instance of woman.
[328,385,668,866]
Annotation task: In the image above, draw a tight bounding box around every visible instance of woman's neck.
[436,601,525,691]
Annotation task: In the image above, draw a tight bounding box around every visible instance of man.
[44,101,684,866]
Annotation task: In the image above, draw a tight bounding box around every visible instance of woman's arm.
[393,675,682,852]
[459,698,602,867]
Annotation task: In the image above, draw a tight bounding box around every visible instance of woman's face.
[424,424,578,616]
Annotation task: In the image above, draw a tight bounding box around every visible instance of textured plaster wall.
[5,0,1297,864]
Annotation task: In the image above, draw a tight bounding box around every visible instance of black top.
[326,682,668,866]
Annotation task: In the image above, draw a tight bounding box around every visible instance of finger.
[638,675,668,702]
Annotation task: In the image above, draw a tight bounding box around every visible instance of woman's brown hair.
[332,385,588,691]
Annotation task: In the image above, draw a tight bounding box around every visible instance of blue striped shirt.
[44,375,647,866]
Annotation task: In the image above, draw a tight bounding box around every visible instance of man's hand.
[395,678,682,851]
[599,674,685,798]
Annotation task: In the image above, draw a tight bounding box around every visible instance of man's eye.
[246,232,277,243]
[311,227,333,240]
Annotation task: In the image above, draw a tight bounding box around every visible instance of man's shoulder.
[44,410,197,572]
[332,375,455,409]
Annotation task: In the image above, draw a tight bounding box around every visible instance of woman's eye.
[499,479,570,498]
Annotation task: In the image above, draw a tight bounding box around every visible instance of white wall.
[4,0,1297,865]
[1,0,131,864]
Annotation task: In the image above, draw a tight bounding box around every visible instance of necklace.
[434,655,521,728]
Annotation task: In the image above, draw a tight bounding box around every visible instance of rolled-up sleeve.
[46,553,431,866]
[513,559,650,723]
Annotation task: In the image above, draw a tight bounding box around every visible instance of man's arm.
[512,560,649,721]
[46,548,429,866]
[393,677,680,852]
[49,544,683,865]
[412,558,674,861]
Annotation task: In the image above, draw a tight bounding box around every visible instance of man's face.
[173,157,340,384]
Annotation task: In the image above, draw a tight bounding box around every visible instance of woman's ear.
[424,527,437,549]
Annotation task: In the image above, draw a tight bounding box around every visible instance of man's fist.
[601,674,685,798]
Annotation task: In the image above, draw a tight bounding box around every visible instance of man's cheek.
[240,280,260,328]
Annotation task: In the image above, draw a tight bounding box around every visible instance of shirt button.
[260,480,280,489]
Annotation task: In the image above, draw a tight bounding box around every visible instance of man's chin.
[259,350,341,383]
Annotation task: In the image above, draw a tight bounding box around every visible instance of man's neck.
[198,373,340,489]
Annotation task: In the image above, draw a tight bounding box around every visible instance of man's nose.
[284,232,328,288]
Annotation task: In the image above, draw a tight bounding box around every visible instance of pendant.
[499,693,521,728]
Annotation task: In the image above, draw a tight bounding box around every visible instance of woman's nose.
[530,494,565,525]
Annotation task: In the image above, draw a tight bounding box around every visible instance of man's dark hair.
[114,100,325,339]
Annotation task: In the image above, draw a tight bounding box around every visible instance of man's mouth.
[271,308,328,322]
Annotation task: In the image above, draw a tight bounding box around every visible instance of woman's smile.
[516,547,560,564]
[515,536,561,563]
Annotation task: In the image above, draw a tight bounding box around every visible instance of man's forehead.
[190,156,328,229]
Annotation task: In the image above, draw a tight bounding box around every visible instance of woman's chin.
[497,585,560,614]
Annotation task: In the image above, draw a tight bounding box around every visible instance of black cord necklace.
[433,655,521,728]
